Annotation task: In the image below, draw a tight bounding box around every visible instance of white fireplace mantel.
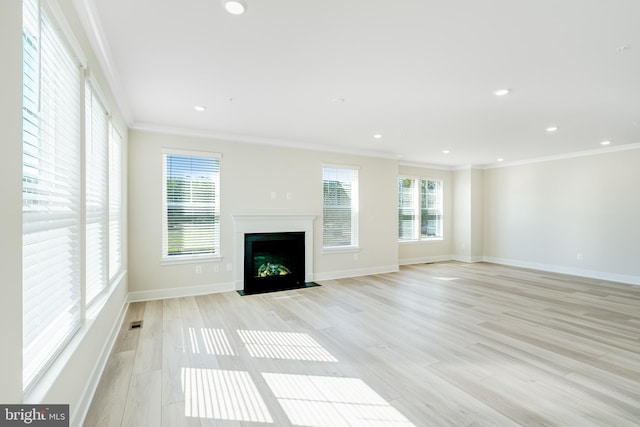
[232,214,316,290]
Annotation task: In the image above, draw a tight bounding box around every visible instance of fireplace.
[232,214,316,293]
[244,232,305,294]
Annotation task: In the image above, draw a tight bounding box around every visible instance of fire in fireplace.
[243,231,305,294]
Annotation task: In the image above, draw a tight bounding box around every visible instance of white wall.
[452,168,471,260]
[128,129,399,297]
[0,0,26,404]
[483,148,640,284]
[397,164,453,264]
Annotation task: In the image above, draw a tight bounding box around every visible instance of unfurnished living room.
[1,0,639,426]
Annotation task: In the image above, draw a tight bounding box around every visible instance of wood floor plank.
[85,262,640,426]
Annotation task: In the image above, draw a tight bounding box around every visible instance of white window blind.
[322,166,359,248]
[22,0,82,390]
[162,151,221,259]
[398,177,443,241]
[109,125,123,280]
[85,83,109,303]
[421,179,443,238]
[398,178,418,240]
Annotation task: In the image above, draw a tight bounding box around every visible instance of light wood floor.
[84,262,640,426]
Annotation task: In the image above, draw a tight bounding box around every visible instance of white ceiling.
[80,0,640,168]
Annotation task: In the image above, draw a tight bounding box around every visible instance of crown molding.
[130,122,402,161]
[483,142,640,169]
[72,0,133,125]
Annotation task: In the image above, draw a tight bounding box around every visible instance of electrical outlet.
[270,191,277,200]
[213,264,220,273]
[286,192,292,200]
[195,265,202,274]
[577,253,584,261]
[354,253,359,261]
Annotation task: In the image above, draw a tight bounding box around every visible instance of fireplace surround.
[232,214,315,293]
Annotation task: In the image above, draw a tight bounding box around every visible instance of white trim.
[321,246,361,254]
[72,0,133,124]
[399,255,452,265]
[161,147,222,159]
[44,0,87,67]
[450,255,483,263]
[232,214,316,290]
[72,298,128,427]
[484,142,640,169]
[399,160,454,171]
[483,256,640,286]
[314,265,399,282]
[132,122,399,161]
[128,281,236,302]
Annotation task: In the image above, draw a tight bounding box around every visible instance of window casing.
[22,0,125,392]
[85,82,109,304]
[162,150,221,260]
[398,177,443,241]
[322,165,359,249]
[22,0,83,391]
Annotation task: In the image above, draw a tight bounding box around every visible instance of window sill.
[161,255,223,266]
[322,246,360,254]
[399,238,444,245]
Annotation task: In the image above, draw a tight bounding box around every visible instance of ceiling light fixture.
[497,158,504,162]
[442,150,450,154]
[600,140,611,146]
[331,97,345,103]
[222,0,247,15]
[494,88,510,96]
[194,105,207,112]
[373,134,382,139]
[546,126,558,132]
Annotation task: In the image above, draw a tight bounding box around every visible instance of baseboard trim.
[314,265,399,282]
[73,285,129,427]
[399,255,452,265]
[483,256,640,286]
[128,281,236,302]
[449,255,483,263]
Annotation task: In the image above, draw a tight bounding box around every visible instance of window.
[85,83,109,304]
[22,0,82,391]
[322,166,359,249]
[22,0,125,392]
[109,126,123,280]
[162,151,221,259]
[398,177,443,241]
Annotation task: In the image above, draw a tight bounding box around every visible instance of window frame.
[161,149,222,263]
[21,0,126,393]
[322,164,359,252]
[398,176,444,242]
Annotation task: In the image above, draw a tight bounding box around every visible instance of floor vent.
[129,320,143,330]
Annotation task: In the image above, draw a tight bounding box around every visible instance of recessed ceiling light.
[222,0,247,15]
[600,140,611,146]
[331,97,345,103]
[194,105,206,112]
[442,150,450,154]
[494,88,510,96]
[546,126,558,132]
[497,158,504,162]
[396,154,404,158]
[373,134,382,139]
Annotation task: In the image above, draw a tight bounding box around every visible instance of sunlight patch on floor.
[237,330,338,362]
[262,373,416,426]
[182,368,273,423]
[187,328,236,355]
